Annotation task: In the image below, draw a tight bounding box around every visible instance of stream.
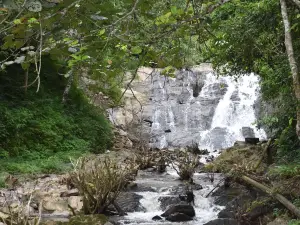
[113,167,225,225]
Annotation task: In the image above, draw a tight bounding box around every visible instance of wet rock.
[204,218,238,225]
[115,192,144,212]
[205,155,215,163]
[242,127,255,138]
[177,89,191,104]
[158,196,183,211]
[230,90,240,102]
[145,168,156,172]
[161,204,195,218]
[166,212,193,222]
[125,182,137,190]
[199,149,209,155]
[152,215,163,221]
[217,193,254,219]
[167,184,186,195]
[212,183,247,206]
[126,183,156,192]
[192,183,203,190]
[200,127,235,150]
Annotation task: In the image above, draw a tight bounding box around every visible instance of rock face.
[109,64,266,150]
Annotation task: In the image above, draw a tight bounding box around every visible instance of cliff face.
[109,64,266,151]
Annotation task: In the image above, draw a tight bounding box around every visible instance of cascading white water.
[183,71,195,131]
[119,168,224,225]
[198,73,266,151]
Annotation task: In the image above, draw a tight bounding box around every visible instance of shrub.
[0,195,41,225]
[69,156,138,214]
[171,151,199,182]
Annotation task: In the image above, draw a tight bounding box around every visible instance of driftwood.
[240,175,300,219]
[254,139,272,171]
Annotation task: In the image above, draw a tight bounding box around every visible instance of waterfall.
[149,68,266,150]
[198,73,266,151]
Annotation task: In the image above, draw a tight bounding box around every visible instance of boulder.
[152,215,163,221]
[161,204,195,218]
[166,212,193,222]
[204,218,239,225]
[43,197,69,212]
[245,137,259,144]
[115,192,144,212]
[241,127,255,138]
[158,196,183,211]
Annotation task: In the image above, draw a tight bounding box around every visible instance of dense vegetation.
[0,56,113,185]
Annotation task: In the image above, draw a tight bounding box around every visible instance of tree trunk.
[62,70,74,104]
[241,175,300,218]
[280,0,300,139]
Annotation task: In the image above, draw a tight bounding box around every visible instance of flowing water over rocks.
[110,167,225,225]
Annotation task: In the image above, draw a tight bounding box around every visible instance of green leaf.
[21,62,30,70]
[81,55,89,60]
[131,46,142,54]
[70,40,79,46]
[13,19,22,25]
[289,118,294,126]
[98,29,106,36]
[28,18,38,24]
[171,6,177,15]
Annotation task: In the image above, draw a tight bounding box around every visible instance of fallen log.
[240,175,300,219]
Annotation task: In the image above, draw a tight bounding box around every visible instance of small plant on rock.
[70,156,138,215]
[171,151,200,182]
